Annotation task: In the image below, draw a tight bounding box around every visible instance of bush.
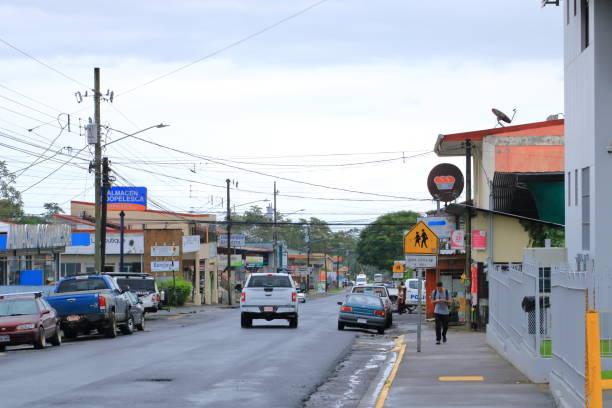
[157,277,192,307]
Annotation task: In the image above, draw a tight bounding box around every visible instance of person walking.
[432,281,452,344]
[397,281,406,314]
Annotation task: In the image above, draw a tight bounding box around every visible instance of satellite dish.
[492,108,512,127]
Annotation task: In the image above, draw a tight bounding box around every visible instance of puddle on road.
[303,335,394,408]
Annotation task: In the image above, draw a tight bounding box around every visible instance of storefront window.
[61,263,82,277]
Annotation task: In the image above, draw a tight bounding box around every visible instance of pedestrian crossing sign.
[403,221,439,255]
[392,262,405,273]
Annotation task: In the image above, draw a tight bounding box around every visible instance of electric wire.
[0,37,88,88]
[116,0,329,98]
[124,134,432,201]
[20,145,90,193]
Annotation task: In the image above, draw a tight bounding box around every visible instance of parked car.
[355,274,367,286]
[125,292,146,331]
[405,278,426,314]
[297,290,306,303]
[105,272,163,312]
[351,285,393,328]
[46,275,133,339]
[0,292,62,351]
[240,273,299,328]
[337,293,387,335]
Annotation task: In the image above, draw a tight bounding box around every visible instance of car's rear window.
[116,278,155,293]
[0,300,38,316]
[247,275,292,288]
[353,287,386,297]
[346,295,382,307]
[408,281,419,289]
[56,278,108,293]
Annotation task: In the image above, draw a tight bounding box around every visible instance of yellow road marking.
[375,335,406,408]
[439,376,484,382]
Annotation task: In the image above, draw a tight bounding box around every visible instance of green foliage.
[0,161,24,221]
[231,205,358,255]
[357,211,420,272]
[519,220,565,247]
[157,277,193,306]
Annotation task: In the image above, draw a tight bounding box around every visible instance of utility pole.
[119,211,125,272]
[273,181,278,272]
[306,225,311,292]
[465,139,473,329]
[226,179,232,305]
[100,157,111,270]
[93,68,103,273]
[417,267,423,352]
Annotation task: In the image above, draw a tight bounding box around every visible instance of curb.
[357,335,406,408]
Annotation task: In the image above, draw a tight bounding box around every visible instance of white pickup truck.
[240,273,299,328]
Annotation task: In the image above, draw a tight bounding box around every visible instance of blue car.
[337,293,387,335]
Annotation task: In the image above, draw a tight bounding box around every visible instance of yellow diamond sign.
[404,221,439,255]
[392,262,405,273]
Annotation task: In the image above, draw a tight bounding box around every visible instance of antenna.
[492,108,512,127]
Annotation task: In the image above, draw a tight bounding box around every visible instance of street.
[0,291,365,408]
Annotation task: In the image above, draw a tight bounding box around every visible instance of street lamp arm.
[104,123,169,147]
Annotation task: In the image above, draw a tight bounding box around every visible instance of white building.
[550,1,612,406]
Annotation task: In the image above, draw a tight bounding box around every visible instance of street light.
[104,123,169,147]
[283,209,306,218]
[234,199,270,209]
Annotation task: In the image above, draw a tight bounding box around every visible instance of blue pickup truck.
[46,275,133,338]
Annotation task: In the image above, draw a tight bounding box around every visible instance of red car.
[0,292,62,352]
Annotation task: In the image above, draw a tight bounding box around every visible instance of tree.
[0,161,24,221]
[357,210,421,272]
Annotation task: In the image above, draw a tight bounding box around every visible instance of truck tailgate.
[244,287,293,306]
[46,293,101,317]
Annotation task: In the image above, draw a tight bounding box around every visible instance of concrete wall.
[471,213,530,264]
[553,1,612,406]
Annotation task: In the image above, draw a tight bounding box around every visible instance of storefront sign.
[107,187,147,211]
[427,163,464,203]
[151,245,179,257]
[217,255,244,268]
[217,234,246,248]
[417,216,455,240]
[245,256,264,267]
[151,261,180,272]
[450,230,464,249]
[182,235,200,253]
[472,230,487,250]
[7,224,71,249]
[64,233,144,255]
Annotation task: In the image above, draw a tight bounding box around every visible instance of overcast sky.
[0,1,563,228]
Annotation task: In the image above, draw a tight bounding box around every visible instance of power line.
[0,37,88,87]
[116,0,329,98]
[124,134,431,201]
[20,145,89,193]
[113,162,430,202]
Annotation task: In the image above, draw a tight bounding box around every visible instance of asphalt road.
[0,291,357,408]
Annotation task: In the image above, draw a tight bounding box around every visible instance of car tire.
[136,314,145,331]
[121,315,135,335]
[49,324,62,346]
[337,322,345,331]
[105,313,118,338]
[289,316,298,328]
[377,328,385,335]
[388,314,393,327]
[240,313,252,328]
[33,328,46,349]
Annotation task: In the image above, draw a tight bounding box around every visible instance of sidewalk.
[382,323,555,408]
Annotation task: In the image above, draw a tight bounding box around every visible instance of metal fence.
[489,260,552,358]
